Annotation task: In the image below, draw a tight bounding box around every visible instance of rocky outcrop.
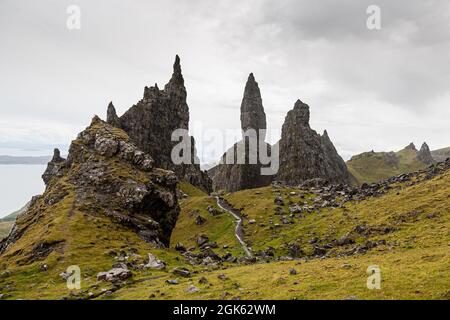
[405,142,417,151]
[106,102,120,127]
[208,74,273,192]
[416,142,435,165]
[240,73,267,138]
[106,56,211,193]
[42,148,66,185]
[0,117,180,255]
[276,100,351,185]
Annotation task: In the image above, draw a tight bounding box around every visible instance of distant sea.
[0,165,46,218]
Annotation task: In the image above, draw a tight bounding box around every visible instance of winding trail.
[215,196,253,258]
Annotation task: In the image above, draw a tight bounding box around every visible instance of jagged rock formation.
[42,148,66,185]
[276,100,352,185]
[208,74,273,192]
[240,73,267,138]
[405,142,417,151]
[416,142,435,165]
[0,117,180,256]
[106,56,211,193]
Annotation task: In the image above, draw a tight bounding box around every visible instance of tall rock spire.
[42,148,66,185]
[209,73,273,192]
[106,102,120,127]
[240,73,266,140]
[164,55,186,98]
[293,99,310,126]
[276,99,351,185]
[416,142,435,165]
[106,56,211,193]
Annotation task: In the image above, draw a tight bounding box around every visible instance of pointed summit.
[164,55,186,97]
[277,99,351,185]
[173,54,181,75]
[51,148,64,163]
[42,148,66,185]
[107,56,210,193]
[405,142,417,151]
[240,73,266,138]
[292,99,310,125]
[106,102,120,127]
[417,142,435,165]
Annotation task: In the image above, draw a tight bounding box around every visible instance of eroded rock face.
[276,100,351,185]
[106,56,211,193]
[416,142,435,165]
[241,73,267,139]
[209,74,273,192]
[42,148,66,185]
[0,117,180,255]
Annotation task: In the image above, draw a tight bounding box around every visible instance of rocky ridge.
[106,56,211,193]
[0,117,180,257]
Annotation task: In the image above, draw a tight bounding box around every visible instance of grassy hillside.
[109,167,450,299]
[0,221,14,239]
[347,148,427,184]
[1,164,449,300]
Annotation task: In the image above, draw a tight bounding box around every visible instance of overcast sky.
[1,0,449,163]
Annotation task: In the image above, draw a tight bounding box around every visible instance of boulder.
[97,268,132,282]
[143,253,165,269]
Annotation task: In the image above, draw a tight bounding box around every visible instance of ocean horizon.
[0,164,46,218]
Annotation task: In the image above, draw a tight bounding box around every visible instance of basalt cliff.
[276,100,352,186]
[106,56,211,193]
[209,77,352,192]
[208,74,272,192]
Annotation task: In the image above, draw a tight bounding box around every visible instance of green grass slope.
[171,182,244,257]
[1,167,449,300]
[108,168,450,300]
[0,221,14,240]
[347,148,427,185]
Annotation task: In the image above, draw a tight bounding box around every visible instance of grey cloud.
[0,0,449,162]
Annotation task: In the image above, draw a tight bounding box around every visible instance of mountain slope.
[1,159,448,299]
[347,143,432,184]
[0,117,184,299]
[431,147,450,162]
[0,222,13,240]
[109,159,450,299]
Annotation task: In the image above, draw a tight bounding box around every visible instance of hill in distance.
[346,142,443,185]
[431,147,450,163]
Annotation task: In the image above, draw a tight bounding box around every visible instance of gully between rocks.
[215,196,253,258]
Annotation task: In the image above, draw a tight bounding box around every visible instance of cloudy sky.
[1,0,449,163]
